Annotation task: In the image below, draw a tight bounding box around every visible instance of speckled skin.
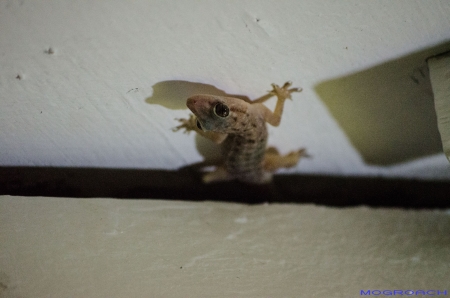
[222,131,267,183]
[186,94,272,183]
[174,82,305,184]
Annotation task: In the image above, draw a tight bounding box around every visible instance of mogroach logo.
[360,290,448,296]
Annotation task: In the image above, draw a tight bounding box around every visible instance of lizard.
[173,81,308,184]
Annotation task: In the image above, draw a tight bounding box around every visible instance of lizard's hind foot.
[263,147,309,172]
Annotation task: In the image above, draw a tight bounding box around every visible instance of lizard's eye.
[214,103,229,118]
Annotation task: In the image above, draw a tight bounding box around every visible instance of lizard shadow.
[145,80,249,162]
[145,80,250,109]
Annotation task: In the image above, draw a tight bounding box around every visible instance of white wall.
[1,0,450,179]
[2,196,449,297]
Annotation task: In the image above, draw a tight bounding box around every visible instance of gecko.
[173,81,307,184]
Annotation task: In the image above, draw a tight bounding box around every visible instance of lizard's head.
[186,95,249,133]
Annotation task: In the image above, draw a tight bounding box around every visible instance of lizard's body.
[175,82,306,184]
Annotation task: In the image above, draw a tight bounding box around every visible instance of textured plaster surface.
[1,1,450,178]
[1,196,449,297]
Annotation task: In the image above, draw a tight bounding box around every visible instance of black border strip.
[1,167,449,208]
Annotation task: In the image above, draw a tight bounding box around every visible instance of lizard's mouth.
[196,119,203,131]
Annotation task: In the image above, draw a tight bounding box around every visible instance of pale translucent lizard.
[174,82,307,184]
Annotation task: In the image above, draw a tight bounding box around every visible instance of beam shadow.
[315,41,450,165]
[1,166,449,208]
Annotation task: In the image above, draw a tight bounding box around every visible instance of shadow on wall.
[145,80,250,110]
[315,41,450,165]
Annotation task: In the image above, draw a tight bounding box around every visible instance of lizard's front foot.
[270,81,302,100]
[172,114,198,134]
